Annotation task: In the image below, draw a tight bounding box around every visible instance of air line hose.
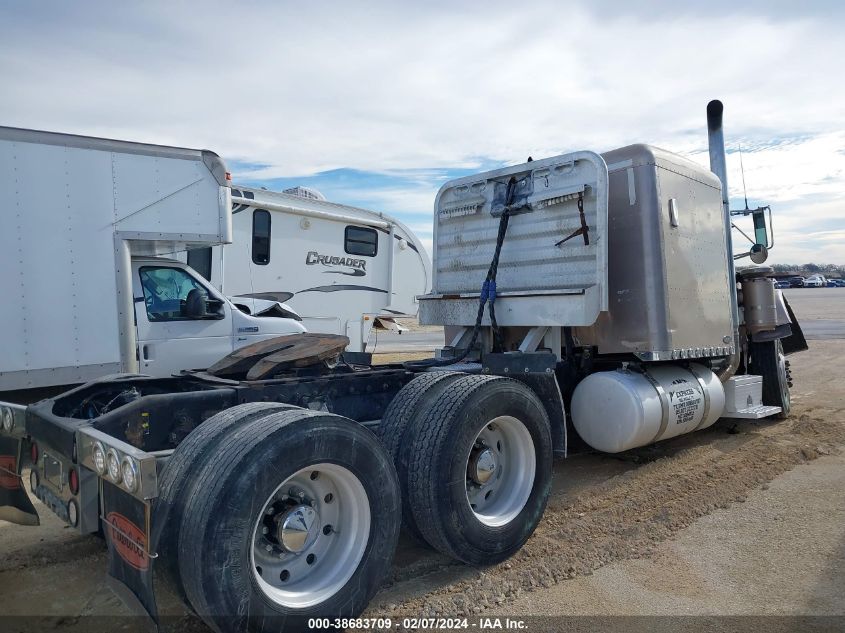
[404,177,517,369]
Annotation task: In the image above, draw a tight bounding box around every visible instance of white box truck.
[0,125,306,394]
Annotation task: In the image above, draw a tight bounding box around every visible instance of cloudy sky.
[1,1,842,264]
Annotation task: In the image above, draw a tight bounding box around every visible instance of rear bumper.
[0,400,102,532]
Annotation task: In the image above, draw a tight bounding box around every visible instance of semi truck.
[0,101,807,632]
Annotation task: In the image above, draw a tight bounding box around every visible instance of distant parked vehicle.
[804,275,826,288]
[828,279,845,287]
[774,280,791,289]
[789,276,805,288]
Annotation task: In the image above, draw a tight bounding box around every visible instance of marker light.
[121,457,139,493]
[92,442,107,475]
[1,407,12,432]
[106,449,122,483]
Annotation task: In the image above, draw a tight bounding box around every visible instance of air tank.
[570,363,725,453]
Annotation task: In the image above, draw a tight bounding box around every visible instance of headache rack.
[418,151,609,328]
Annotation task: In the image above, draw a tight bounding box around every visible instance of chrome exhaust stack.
[707,99,740,381]
[707,100,730,213]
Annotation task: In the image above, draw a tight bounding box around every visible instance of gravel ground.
[509,451,845,616]
[1,293,843,631]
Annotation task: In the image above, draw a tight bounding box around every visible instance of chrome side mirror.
[752,207,771,248]
[749,243,768,264]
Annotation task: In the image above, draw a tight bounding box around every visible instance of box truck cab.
[132,257,305,378]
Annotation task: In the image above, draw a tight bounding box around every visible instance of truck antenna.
[739,143,749,210]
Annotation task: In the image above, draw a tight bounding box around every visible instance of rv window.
[252,209,271,265]
[139,266,217,322]
[187,247,213,281]
[345,226,378,257]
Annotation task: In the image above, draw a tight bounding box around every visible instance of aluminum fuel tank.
[570,363,725,453]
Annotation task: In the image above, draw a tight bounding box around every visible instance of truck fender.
[512,372,567,457]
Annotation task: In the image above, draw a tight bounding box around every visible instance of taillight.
[30,441,38,465]
[68,468,79,496]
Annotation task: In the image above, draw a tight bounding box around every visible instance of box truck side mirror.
[184,289,209,318]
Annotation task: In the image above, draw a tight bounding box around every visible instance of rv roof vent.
[283,186,327,201]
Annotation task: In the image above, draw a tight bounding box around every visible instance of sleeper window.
[252,209,271,265]
[345,226,378,257]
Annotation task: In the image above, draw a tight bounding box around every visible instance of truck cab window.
[345,225,378,257]
[139,267,219,321]
[252,209,271,265]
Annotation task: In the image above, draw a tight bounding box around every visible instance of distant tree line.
[771,263,845,278]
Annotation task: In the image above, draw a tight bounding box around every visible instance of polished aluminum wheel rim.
[465,415,535,527]
[250,463,370,608]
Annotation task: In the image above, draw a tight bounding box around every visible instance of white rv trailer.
[179,185,432,352]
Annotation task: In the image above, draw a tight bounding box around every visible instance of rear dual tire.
[385,374,553,565]
[169,407,400,633]
[154,402,298,599]
[377,371,464,543]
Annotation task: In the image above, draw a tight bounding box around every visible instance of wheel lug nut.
[261,526,269,535]
[265,544,273,553]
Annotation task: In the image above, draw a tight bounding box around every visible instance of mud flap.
[781,295,809,355]
[0,435,39,525]
[102,480,159,625]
